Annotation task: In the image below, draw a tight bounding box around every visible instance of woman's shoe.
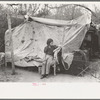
[45,74,49,78]
[40,75,45,79]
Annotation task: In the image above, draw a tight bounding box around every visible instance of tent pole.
[5,35,7,67]
[7,11,15,75]
[62,27,66,45]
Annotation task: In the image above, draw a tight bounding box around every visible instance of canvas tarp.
[5,14,91,67]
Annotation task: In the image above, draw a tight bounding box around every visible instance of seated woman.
[41,38,58,79]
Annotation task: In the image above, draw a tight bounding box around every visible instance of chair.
[38,59,57,76]
[51,60,57,76]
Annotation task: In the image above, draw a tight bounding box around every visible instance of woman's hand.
[58,44,62,47]
[53,46,62,53]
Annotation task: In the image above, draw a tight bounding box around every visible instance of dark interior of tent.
[80,23,100,59]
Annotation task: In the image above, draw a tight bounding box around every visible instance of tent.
[5,14,91,69]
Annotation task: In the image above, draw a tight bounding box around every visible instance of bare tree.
[6,4,15,75]
[48,4,97,20]
[92,4,100,24]
[47,4,83,20]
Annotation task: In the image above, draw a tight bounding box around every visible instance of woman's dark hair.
[47,38,53,45]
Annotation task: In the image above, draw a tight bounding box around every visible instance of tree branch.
[48,4,97,18]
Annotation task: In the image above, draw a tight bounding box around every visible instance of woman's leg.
[41,63,46,75]
[45,56,53,75]
[40,62,47,79]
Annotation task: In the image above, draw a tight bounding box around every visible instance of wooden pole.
[62,27,66,45]
[7,9,15,75]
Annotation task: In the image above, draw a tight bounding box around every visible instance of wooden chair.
[38,59,57,76]
[52,61,57,76]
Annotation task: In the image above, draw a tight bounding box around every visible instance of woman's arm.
[44,46,48,54]
[43,46,48,60]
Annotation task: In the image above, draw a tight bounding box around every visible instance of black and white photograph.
[0,1,100,83]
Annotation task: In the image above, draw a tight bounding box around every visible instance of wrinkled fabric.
[5,14,91,67]
[63,53,74,69]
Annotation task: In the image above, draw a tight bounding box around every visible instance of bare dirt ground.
[0,60,100,82]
